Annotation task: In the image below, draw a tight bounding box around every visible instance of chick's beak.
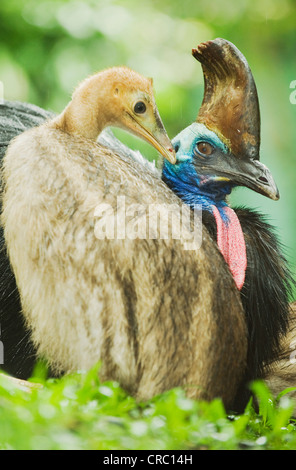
[147,124,176,164]
[128,109,176,164]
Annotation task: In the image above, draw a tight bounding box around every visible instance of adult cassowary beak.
[192,38,279,201]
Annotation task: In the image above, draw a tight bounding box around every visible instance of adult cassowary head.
[162,38,279,290]
[163,38,279,202]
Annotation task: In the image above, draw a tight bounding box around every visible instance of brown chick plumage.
[1,68,246,408]
[52,66,175,163]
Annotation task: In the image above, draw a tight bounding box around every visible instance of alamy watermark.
[289,80,296,104]
[94,196,203,251]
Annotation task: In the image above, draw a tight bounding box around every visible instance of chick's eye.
[194,141,214,157]
[134,101,146,114]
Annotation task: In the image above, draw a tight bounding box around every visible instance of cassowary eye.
[134,101,146,114]
[195,141,214,157]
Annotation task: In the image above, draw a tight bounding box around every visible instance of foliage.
[0,364,296,450]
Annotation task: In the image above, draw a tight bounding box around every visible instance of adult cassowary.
[162,39,294,408]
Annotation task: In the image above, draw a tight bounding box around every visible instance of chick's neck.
[53,74,114,140]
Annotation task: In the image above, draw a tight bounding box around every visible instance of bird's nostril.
[258,176,268,184]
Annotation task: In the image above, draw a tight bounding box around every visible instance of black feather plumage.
[201,206,294,408]
[0,101,54,378]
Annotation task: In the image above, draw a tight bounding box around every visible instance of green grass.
[0,363,296,450]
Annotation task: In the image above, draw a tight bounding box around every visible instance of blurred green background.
[0,0,295,297]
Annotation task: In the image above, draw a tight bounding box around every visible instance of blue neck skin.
[162,123,234,224]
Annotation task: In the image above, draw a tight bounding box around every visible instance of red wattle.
[212,206,247,290]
